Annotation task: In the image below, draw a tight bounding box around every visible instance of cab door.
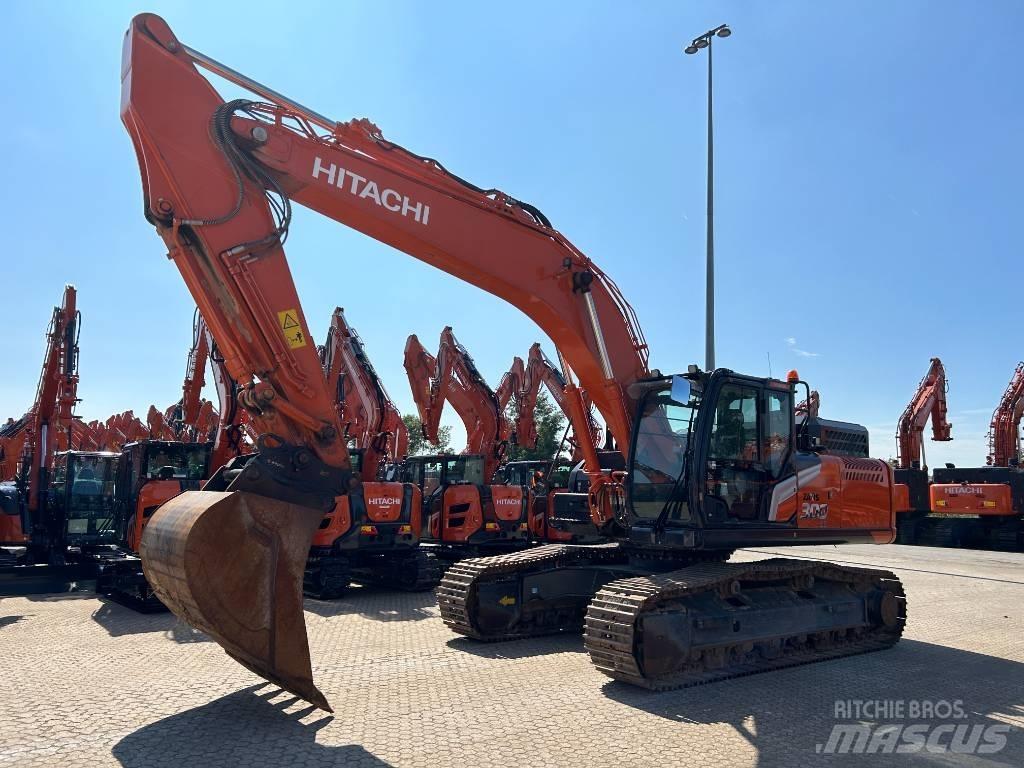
[703,383,770,524]
[703,381,808,528]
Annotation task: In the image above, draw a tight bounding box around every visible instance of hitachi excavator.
[891,358,952,544]
[2,285,83,559]
[121,13,906,711]
[403,328,529,557]
[404,327,513,480]
[501,341,605,543]
[321,307,409,476]
[516,342,602,462]
[926,362,1024,550]
[303,306,439,596]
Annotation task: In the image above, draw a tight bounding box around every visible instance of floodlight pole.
[685,24,730,372]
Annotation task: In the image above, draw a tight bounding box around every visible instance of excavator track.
[304,554,351,600]
[353,548,444,592]
[584,558,905,690]
[394,549,444,592]
[437,543,626,640]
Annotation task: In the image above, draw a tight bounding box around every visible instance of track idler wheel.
[140,490,331,711]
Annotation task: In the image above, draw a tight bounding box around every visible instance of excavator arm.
[167,307,210,436]
[517,342,603,457]
[987,362,1024,467]
[321,307,407,478]
[495,356,526,421]
[122,13,649,709]
[146,405,177,441]
[24,285,79,514]
[404,327,510,479]
[896,358,952,470]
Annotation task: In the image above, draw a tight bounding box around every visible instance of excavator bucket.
[140,490,332,711]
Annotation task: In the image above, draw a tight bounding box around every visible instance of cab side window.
[764,391,792,478]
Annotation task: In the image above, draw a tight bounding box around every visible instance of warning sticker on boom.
[277,309,307,349]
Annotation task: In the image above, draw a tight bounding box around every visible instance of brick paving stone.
[0,544,1021,767]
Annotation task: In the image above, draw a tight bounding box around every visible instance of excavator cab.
[625,370,895,550]
[306,447,432,599]
[398,454,528,555]
[113,441,212,553]
[47,451,119,553]
[0,481,27,553]
[495,459,574,542]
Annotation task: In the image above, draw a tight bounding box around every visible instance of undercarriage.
[304,547,443,599]
[437,544,905,688]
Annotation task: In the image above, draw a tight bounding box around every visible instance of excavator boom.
[987,362,1024,467]
[517,342,602,457]
[404,327,511,479]
[896,357,952,469]
[322,307,407,478]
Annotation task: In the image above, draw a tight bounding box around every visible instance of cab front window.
[628,381,699,521]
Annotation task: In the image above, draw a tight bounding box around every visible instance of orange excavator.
[516,342,602,461]
[1,285,84,559]
[927,362,1023,550]
[321,307,408,476]
[891,358,952,544]
[163,308,211,440]
[404,327,513,480]
[402,327,529,558]
[795,390,820,420]
[499,342,605,543]
[121,13,906,710]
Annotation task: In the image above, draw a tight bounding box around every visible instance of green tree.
[402,413,453,455]
[506,392,569,461]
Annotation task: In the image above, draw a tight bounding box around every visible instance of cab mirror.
[670,376,691,405]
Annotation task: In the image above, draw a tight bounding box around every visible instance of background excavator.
[891,358,952,544]
[164,308,210,439]
[927,362,1024,550]
[120,13,906,711]
[404,327,513,480]
[300,305,439,598]
[498,341,605,543]
[516,342,602,462]
[320,306,408,477]
[402,327,529,558]
[1,285,86,563]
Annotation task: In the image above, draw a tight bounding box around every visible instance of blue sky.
[1,1,1020,467]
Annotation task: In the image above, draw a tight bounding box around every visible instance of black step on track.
[584,558,905,690]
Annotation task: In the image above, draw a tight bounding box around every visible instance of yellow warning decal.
[277,309,307,349]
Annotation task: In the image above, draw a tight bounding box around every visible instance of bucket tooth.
[140,490,331,711]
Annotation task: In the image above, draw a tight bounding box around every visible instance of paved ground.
[1,544,1022,768]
